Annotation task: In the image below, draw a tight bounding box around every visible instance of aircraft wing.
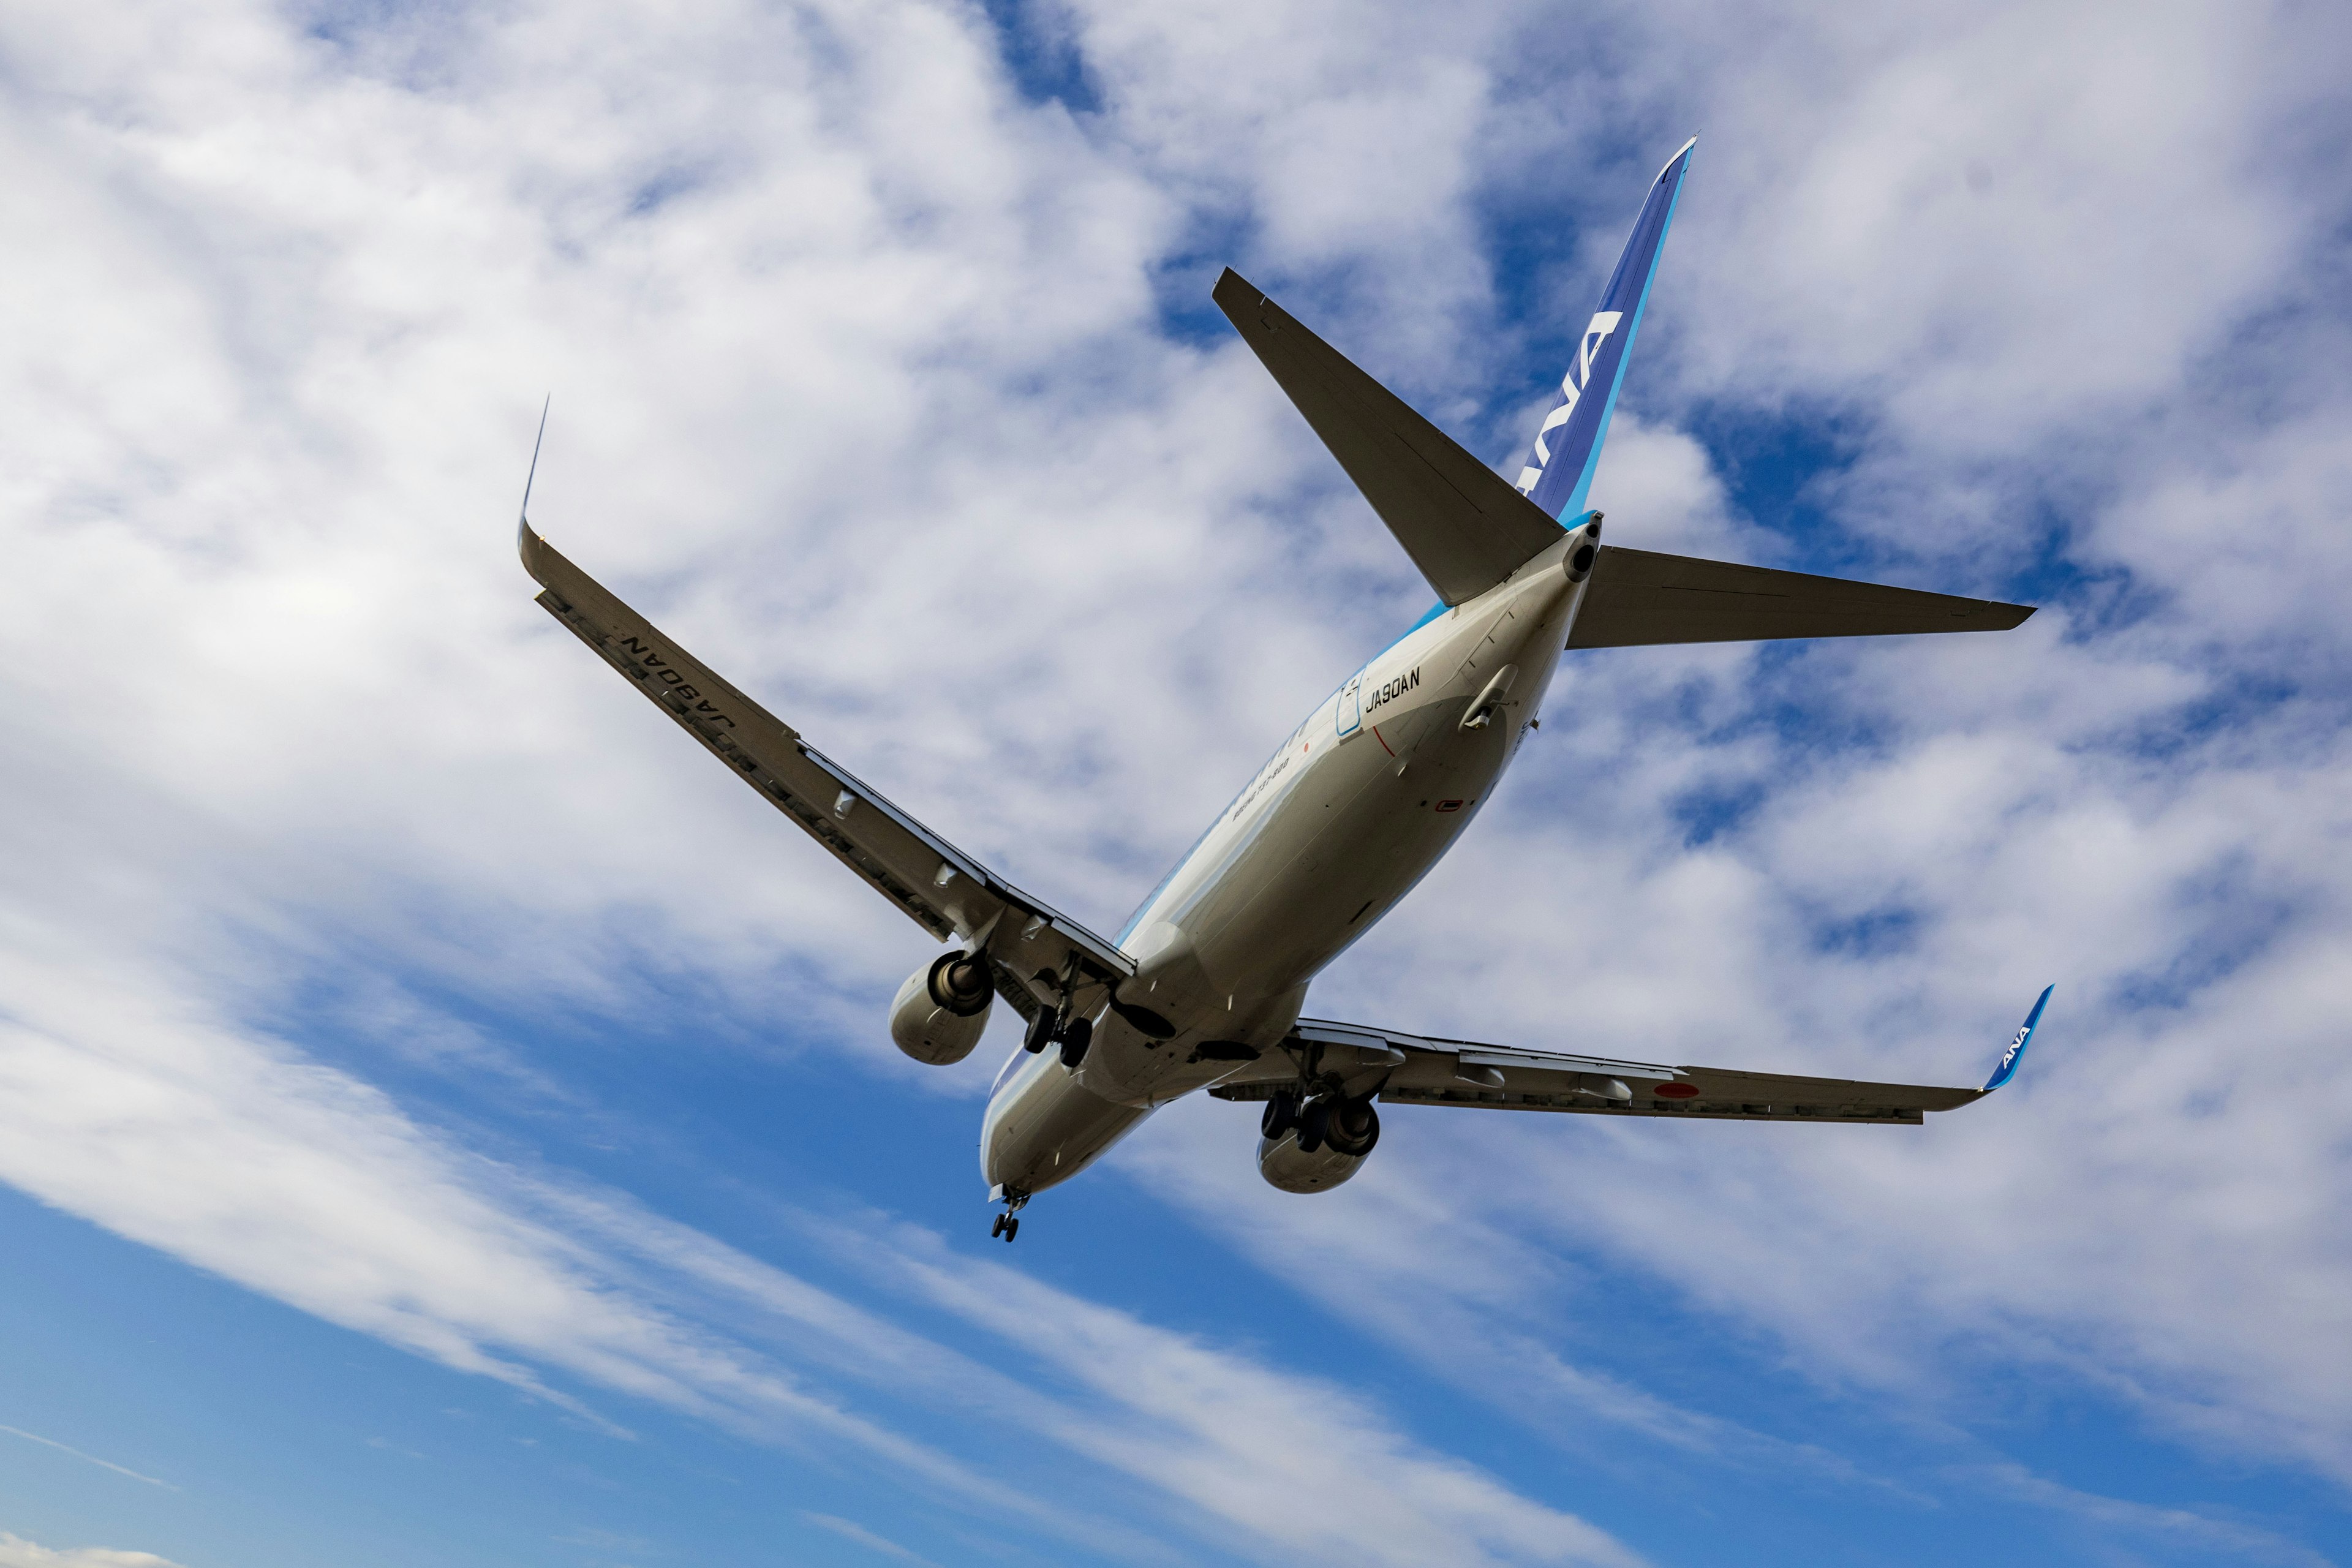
[1567,546,2033,648]
[518,522,1133,1003]
[1209,1009,2052,1125]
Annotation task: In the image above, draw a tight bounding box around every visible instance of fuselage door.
[1337,674,1363,738]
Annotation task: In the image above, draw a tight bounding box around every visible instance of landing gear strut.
[990,1189,1030,1243]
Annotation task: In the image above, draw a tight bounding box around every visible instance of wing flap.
[1567,546,2034,649]
[1213,269,1564,606]
[519,522,1133,989]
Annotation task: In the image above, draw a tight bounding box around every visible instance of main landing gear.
[990,1189,1030,1243]
[1022,1008,1093,1069]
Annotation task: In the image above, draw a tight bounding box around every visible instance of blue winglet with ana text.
[1982,985,2054,1092]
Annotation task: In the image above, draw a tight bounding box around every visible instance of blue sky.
[3,1,2351,1564]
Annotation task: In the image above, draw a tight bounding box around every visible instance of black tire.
[1260,1092,1300,1140]
[1023,1011,1055,1054]
[927,951,993,1016]
[1295,1098,1328,1155]
[990,1213,1006,1238]
[1057,1017,1093,1068]
[1322,1097,1380,1158]
[1002,1216,1019,1242]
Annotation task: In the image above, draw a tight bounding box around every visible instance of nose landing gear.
[990,1188,1030,1243]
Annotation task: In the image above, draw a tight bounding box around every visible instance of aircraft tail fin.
[1517,138,1696,519]
[1214,270,1564,606]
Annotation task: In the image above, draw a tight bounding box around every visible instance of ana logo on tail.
[1514,137,1697,521]
[1515,311,1624,494]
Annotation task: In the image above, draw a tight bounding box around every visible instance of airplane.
[517,138,2053,1242]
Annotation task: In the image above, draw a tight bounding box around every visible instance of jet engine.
[889,949,994,1065]
[1255,1093,1380,1193]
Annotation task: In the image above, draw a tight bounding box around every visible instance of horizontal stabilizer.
[1567,545,2034,648]
[1215,268,1565,606]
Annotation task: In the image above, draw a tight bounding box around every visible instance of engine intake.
[889,950,994,1065]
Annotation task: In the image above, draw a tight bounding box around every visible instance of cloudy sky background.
[3,0,2350,1563]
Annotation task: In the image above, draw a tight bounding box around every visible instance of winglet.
[1981,985,2053,1092]
[516,393,551,562]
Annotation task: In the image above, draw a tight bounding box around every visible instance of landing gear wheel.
[1001,1216,1019,1243]
[990,1213,1006,1238]
[1294,1097,1328,1154]
[1022,1011,1056,1054]
[1058,1016,1093,1069]
[1322,1096,1380,1157]
[1260,1091,1300,1140]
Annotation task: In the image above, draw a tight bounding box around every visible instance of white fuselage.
[981,529,1593,1196]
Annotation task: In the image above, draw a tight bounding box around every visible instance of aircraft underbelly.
[981,1050,1154,1194]
[1189,710,1508,998]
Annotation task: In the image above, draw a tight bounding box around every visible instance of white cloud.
[1,0,2350,1557]
[0,926,1638,1565]
[800,1511,941,1566]
[0,1535,184,1568]
[0,1428,171,1491]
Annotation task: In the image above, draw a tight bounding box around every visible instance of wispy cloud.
[0,0,2348,1561]
[1962,1460,2334,1567]
[0,933,1632,1566]
[800,1512,941,1566]
[0,1427,173,1490]
[0,1534,184,1568]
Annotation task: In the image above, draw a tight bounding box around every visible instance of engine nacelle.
[889,950,994,1065]
[1257,1133,1367,1193]
[1256,1095,1380,1193]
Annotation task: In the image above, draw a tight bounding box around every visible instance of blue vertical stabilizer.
[1518,139,1696,520]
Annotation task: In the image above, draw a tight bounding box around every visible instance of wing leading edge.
[518,522,1133,1011]
[1210,996,2051,1125]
